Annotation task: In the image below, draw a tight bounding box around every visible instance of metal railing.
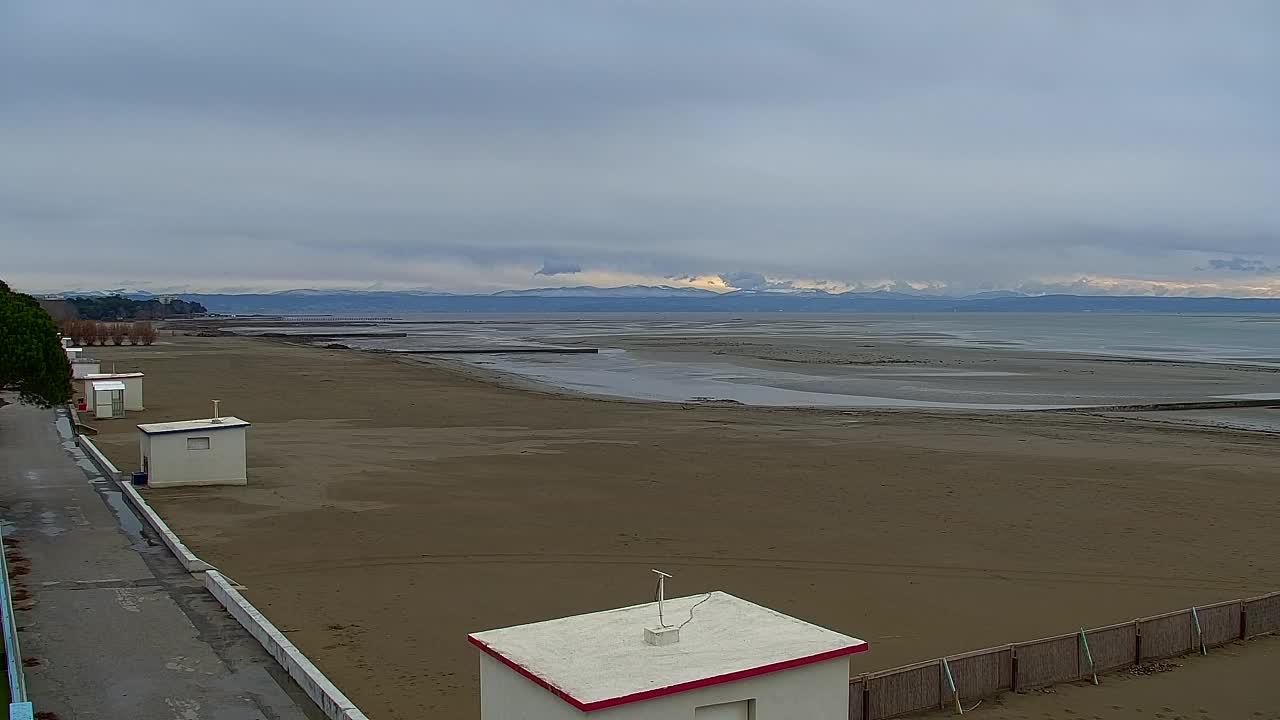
[0,532,32,719]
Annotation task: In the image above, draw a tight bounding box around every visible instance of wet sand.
[225,315,1280,412]
[87,335,1280,720]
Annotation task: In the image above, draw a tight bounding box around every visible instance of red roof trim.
[468,635,868,712]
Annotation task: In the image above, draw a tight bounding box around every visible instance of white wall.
[71,361,100,379]
[480,653,584,720]
[120,376,144,410]
[480,654,850,720]
[142,428,247,487]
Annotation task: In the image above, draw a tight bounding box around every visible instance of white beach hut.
[137,415,250,488]
[71,358,102,379]
[89,380,127,419]
[469,591,867,720]
[81,372,144,411]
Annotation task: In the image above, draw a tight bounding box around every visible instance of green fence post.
[1079,627,1098,685]
[942,657,963,715]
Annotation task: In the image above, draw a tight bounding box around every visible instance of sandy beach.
[87,334,1280,720]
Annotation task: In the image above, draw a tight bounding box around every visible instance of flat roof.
[83,372,144,379]
[90,380,127,391]
[468,591,867,712]
[138,417,251,435]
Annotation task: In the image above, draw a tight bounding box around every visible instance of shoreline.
[215,312,1280,417]
[255,338,1280,442]
[357,342,1280,423]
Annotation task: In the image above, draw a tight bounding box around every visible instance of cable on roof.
[678,593,712,631]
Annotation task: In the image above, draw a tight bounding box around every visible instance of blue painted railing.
[0,532,32,719]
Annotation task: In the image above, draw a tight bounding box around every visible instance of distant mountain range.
[49,285,1280,314]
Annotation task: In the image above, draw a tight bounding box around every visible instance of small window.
[187,436,211,450]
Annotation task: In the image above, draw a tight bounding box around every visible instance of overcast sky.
[3,2,1278,295]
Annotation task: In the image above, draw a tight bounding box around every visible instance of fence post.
[941,657,963,715]
[1191,607,1206,655]
[1134,620,1142,665]
[1010,646,1019,692]
[1240,605,1248,640]
[862,680,869,720]
[1078,627,1098,685]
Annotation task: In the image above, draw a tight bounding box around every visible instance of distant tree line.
[62,319,158,346]
[66,295,207,320]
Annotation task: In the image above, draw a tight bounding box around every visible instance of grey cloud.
[718,271,801,291]
[2,3,1280,294]
[535,259,582,276]
[1205,257,1276,273]
[719,271,769,290]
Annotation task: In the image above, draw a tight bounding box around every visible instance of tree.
[0,280,74,407]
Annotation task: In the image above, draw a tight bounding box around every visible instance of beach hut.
[89,380,127,419]
[71,358,101,379]
[137,415,250,488]
[81,372,144,411]
[469,590,867,720]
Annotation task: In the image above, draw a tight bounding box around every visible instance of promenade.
[0,400,320,720]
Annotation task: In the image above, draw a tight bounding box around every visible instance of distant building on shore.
[469,591,867,720]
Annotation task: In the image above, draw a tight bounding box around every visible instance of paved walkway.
[0,401,321,720]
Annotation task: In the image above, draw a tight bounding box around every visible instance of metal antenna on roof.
[212,399,222,423]
[651,569,672,627]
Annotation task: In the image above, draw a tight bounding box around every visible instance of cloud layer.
[535,259,583,277]
[2,2,1279,295]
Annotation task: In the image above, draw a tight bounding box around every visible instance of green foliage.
[68,295,207,321]
[0,281,74,407]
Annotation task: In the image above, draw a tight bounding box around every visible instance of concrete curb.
[115,480,214,573]
[75,434,123,482]
[204,571,370,720]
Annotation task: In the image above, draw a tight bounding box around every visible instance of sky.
[3,2,1279,296]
